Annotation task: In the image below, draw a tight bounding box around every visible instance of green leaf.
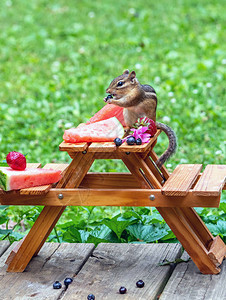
[103,214,138,239]
[127,223,169,242]
[0,215,8,225]
[89,224,112,239]
[62,226,89,243]
[219,202,226,214]
[206,220,226,237]
[0,205,9,210]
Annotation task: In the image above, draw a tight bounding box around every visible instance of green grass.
[0,0,225,243]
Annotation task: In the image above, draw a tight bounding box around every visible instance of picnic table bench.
[0,130,225,275]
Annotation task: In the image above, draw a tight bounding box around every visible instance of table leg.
[6,152,95,272]
[6,206,65,272]
[124,152,225,274]
[158,206,226,274]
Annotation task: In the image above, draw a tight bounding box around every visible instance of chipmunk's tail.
[155,122,177,168]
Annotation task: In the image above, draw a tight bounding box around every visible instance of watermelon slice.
[63,117,124,143]
[86,104,125,126]
[0,167,62,191]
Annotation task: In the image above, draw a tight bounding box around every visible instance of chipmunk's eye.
[117,81,124,87]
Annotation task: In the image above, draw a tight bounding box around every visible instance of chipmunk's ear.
[129,71,136,82]
[123,69,130,75]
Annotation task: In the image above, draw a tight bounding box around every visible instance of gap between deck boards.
[0,241,225,300]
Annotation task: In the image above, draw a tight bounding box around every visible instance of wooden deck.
[0,241,225,300]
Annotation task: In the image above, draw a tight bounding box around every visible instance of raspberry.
[6,151,26,170]
[146,119,157,136]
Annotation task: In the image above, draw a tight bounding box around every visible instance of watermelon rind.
[0,169,8,190]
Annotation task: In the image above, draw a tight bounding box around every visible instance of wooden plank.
[118,130,161,152]
[59,141,88,152]
[0,241,10,257]
[0,189,221,208]
[0,242,95,299]
[193,165,226,196]
[161,164,202,196]
[93,152,121,159]
[79,172,142,189]
[26,163,42,168]
[88,142,116,152]
[19,164,68,195]
[62,243,182,300]
[160,251,226,300]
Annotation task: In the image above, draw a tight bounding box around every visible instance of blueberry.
[87,294,95,300]
[136,138,142,145]
[126,136,136,145]
[64,277,73,287]
[53,281,62,289]
[106,94,113,100]
[114,137,122,146]
[119,286,127,294]
[136,280,145,288]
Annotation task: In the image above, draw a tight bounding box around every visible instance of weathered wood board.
[61,243,182,300]
[0,240,10,256]
[0,242,95,300]
[159,251,226,300]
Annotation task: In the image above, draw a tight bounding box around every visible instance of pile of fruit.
[63,103,157,145]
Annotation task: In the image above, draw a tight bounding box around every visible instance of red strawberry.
[6,151,26,170]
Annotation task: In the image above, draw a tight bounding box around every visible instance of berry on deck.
[136,138,142,145]
[114,137,123,146]
[136,279,145,288]
[119,286,127,294]
[64,277,73,287]
[53,281,62,289]
[126,136,136,145]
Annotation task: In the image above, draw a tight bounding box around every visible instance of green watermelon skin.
[63,117,124,143]
[86,104,126,126]
[0,167,62,191]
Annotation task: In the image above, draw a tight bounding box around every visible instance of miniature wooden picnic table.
[0,129,225,274]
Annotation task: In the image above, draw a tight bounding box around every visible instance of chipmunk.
[104,70,177,168]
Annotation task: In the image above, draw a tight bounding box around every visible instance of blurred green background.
[0,0,225,244]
